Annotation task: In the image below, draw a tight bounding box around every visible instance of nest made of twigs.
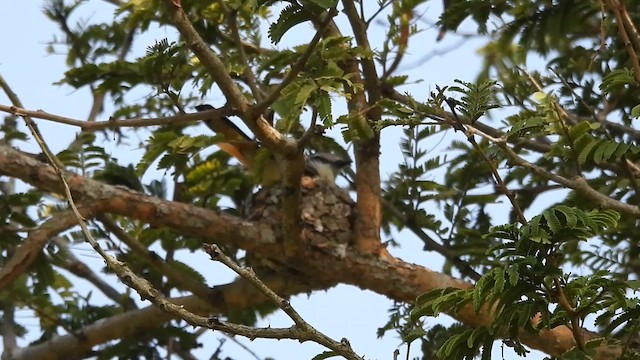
[245,177,354,247]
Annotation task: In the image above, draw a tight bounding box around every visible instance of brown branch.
[0,209,93,292]
[0,144,623,358]
[0,104,236,132]
[553,278,586,351]
[204,244,361,359]
[322,4,382,254]
[48,237,138,310]
[607,0,640,83]
[490,135,640,217]
[7,88,181,345]
[162,0,290,153]
[98,215,213,301]
[162,0,248,113]
[0,144,275,289]
[9,276,331,360]
[162,0,305,256]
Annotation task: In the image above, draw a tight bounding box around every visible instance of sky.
[0,2,548,360]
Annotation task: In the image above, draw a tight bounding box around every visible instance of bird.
[195,105,351,185]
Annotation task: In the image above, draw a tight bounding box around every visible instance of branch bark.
[9,275,332,360]
[0,143,621,358]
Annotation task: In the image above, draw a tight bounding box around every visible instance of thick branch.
[0,210,91,290]
[0,144,622,358]
[318,10,383,254]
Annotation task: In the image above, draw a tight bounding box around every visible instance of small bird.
[195,105,351,185]
[304,152,352,183]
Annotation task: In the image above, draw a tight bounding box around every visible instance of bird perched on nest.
[195,104,351,186]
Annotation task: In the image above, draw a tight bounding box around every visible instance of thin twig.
[98,215,213,301]
[607,0,640,83]
[553,278,585,350]
[298,108,320,147]
[203,244,362,360]
[0,104,235,132]
[48,237,138,310]
[492,135,640,218]
[381,197,482,280]
[445,99,527,225]
[221,334,264,360]
[2,70,215,345]
[253,7,339,115]
[381,8,411,81]
[223,4,265,102]
[550,67,640,203]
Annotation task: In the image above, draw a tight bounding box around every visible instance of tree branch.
[322,5,383,254]
[204,244,361,359]
[0,209,92,291]
[162,0,305,256]
[9,274,331,360]
[0,104,236,132]
[0,144,623,358]
[48,237,138,310]
[607,0,640,83]
[472,130,640,218]
[98,215,213,301]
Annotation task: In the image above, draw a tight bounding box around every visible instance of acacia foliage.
[1,0,640,359]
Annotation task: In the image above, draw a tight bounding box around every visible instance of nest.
[245,177,355,248]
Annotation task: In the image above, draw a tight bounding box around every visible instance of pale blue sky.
[0,2,548,359]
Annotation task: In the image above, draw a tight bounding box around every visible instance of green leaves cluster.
[449,79,499,123]
[411,206,629,359]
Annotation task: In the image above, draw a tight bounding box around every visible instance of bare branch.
[445,99,527,225]
[9,275,328,360]
[98,215,213,301]
[204,244,362,360]
[607,0,640,83]
[48,237,138,309]
[0,104,236,132]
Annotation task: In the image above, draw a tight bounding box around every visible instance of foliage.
[3,0,640,359]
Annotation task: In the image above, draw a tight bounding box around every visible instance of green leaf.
[628,280,640,290]
[600,68,636,93]
[295,82,317,107]
[543,208,561,234]
[269,5,314,44]
[316,91,333,127]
